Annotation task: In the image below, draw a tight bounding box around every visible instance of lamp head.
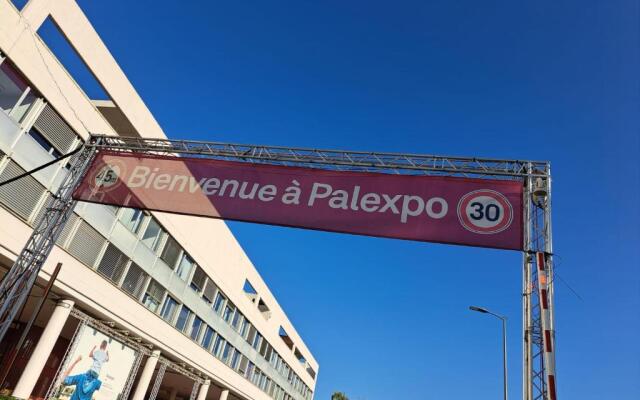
[469,306,489,313]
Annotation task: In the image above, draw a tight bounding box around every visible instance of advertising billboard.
[73,151,524,250]
[51,326,137,400]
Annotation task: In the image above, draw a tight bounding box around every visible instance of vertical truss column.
[0,143,97,343]
[523,163,555,400]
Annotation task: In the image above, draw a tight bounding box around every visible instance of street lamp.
[469,305,508,400]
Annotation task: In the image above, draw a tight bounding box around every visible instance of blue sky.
[38,0,639,398]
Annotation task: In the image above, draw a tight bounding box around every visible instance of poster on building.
[50,326,137,400]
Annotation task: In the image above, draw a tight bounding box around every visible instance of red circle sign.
[89,159,127,193]
[457,189,514,234]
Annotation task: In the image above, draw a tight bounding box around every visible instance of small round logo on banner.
[91,160,126,192]
[457,189,513,234]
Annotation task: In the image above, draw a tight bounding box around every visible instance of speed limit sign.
[457,189,514,234]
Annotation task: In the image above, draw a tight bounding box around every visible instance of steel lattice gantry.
[0,134,556,400]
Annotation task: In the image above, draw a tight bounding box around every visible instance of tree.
[331,392,349,400]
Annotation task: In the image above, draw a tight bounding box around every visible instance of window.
[246,325,257,345]
[279,326,294,349]
[200,326,214,350]
[268,379,276,396]
[28,128,62,158]
[230,350,241,370]
[221,342,233,363]
[238,356,249,375]
[294,348,306,364]
[306,365,317,380]
[96,243,128,284]
[265,344,273,361]
[202,279,217,304]
[175,253,195,281]
[120,208,145,234]
[252,368,261,385]
[121,262,147,298]
[213,292,226,314]
[160,236,181,268]
[258,298,271,318]
[243,279,258,302]
[142,280,165,313]
[246,362,255,379]
[0,60,38,122]
[190,265,207,293]
[160,296,178,322]
[190,316,203,340]
[212,335,225,357]
[223,302,236,323]
[252,332,262,350]
[259,339,268,357]
[232,311,243,330]
[141,217,166,252]
[239,316,249,338]
[175,306,192,332]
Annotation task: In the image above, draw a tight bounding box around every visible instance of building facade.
[0,1,318,400]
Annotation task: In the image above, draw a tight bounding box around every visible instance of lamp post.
[469,305,508,400]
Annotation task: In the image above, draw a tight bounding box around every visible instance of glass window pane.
[175,306,192,332]
[160,296,178,322]
[212,335,225,357]
[190,265,207,292]
[0,61,29,116]
[141,217,164,250]
[176,253,194,281]
[223,302,235,323]
[160,236,181,269]
[120,208,145,234]
[142,280,165,313]
[221,342,233,363]
[190,316,203,340]
[200,326,214,350]
[213,292,226,314]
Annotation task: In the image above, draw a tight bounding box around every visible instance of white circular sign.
[91,160,126,192]
[457,189,514,234]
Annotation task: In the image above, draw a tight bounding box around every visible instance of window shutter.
[32,104,78,153]
[56,213,78,247]
[239,356,249,373]
[146,279,166,303]
[68,221,106,267]
[203,279,217,303]
[97,243,128,284]
[121,262,147,298]
[160,236,181,268]
[31,192,53,227]
[191,265,207,290]
[0,160,46,221]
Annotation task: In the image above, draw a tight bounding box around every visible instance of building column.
[196,380,210,400]
[13,299,74,399]
[169,387,179,400]
[218,389,229,400]
[131,350,161,400]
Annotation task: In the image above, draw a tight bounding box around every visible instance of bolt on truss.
[0,134,554,399]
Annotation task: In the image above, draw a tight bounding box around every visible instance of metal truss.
[523,163,555,400]
[189,380,201,400]
[148,362,167,400]
[89,134,548,179]
[44,318,86,400]
[0,144,97,342]
[0,134,554,400]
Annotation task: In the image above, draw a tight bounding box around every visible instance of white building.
[0,1,318,400]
